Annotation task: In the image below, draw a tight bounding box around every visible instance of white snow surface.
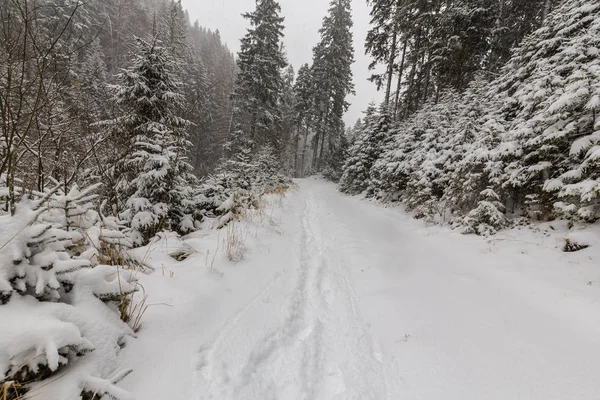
[120,178,600,400]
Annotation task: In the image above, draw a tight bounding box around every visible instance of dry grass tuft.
[205,247,219,270]
[264,185,288,197]
[1,381,24,400]
[117,275,147,333]
[225,223,247,263]
[121,292,148,333]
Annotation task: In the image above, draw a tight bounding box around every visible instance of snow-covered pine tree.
[441,78,504,216]
[100,36,198,246]
[0,187,135,399]
[0,189,89,304]
[233,0,287,152]
[159,0,189,59]
[492,0,600,221]
[280,65,297,172]
[340,107,374,194]
[401,95,462,221]
[365,0,408,108]
[347,118,363,142]
[311,0,355,173]
[201,144,289,228]
[39,181,134,268]
[369,118,419,202]
[254,145,287,191]
[364,0,552,121]
[71,38,110,133]
[293,64,315,177]
[322,129,350,182]
[459,188,508,236]
[201,148,257,227]
[340,104,391,195]
[443,104,504,216]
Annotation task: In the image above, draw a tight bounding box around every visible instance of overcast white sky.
[181,0,382,126]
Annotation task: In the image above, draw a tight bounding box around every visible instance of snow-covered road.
[123,178,600,400]
[195,184,395,399]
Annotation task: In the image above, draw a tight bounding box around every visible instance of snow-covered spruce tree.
[369,92,461,220]
[347,118,363,143]
[368,88,486,221]
[202,123,256,227]
[340,104,391,195]
[200,149,257,228]
[292,63,315,177]
[311,0,355,173]
[459,188,508,236]
[365,0,401,105]
[443,112,504,217]
[322,128,350,182]
[362,105,392,195]
[280,64,298,171]
[442,78,505,216]
[233,0,287,152]
[491,0,600,221]
[100,36,199,246]
[0,187,135,399]
[254,145,289,191]
[0,189,89,305]
[369,116,419,202]
[70,38,110,135]
[200,144,289,228]
[344,0,600,233]
[158,0,189,60]
[402,97,461,221]
[39,181,134,267]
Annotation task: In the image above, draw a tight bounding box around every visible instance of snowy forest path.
[155,178,600,400]
[282,179,600,400]
[193,182,399,399]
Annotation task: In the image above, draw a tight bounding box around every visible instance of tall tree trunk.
[404,60,417,119]
[293,124,301,177]
[413,49,427,112]
[393,38,408,120]
[488,0,505,71]
[317,102,331,170]
[250,110,257,148]
[301,128,309,178]
[318,129,326,170]
[434,75,442,104]
[7,153,15,215]
[312,117,321,170]
[422,51,432,103]
[404,33,421,119]
[384,30,398,105]
[37,134,44,192]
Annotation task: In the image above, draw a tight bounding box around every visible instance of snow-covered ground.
[120,178,600,400]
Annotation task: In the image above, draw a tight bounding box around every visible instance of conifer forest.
[2,0,600,399]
